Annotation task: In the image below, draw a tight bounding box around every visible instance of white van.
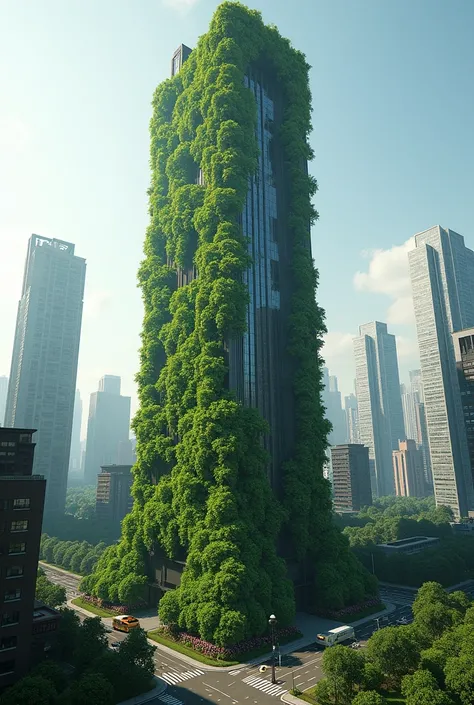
[316,625,355,647]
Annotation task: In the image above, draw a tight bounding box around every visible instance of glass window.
[1,612,20,627]
[10,521,28,533]
[13,499,30,510]
[0,660,15,675]
[0,636,17,651]
[4,589,21,602]
[6,566,24,579]
[8,544,26,555]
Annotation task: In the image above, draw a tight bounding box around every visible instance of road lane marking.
[160,668,204,685]
[159,695,184,705]
[242,675,286,696]
[203,682,234,699]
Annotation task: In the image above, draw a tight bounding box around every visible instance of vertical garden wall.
[81,1,376,647]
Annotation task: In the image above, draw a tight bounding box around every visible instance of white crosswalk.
[229,668,242,675]
[159,668,205,685]
[243,674,287,696]
[159,695,183,705]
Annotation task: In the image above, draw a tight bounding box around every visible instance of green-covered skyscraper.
[84,2,375,647]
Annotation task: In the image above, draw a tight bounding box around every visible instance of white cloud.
[323,331,354,361]
[395,335,419,360]
[161,0,200,11]
[354,237,416,325]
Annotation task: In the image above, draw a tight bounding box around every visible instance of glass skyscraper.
[409,226,474,518]
[5,236,86,514]
[354,321,405,497]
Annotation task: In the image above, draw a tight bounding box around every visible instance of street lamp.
[269,614,277,684]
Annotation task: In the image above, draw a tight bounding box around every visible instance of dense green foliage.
[83,1,374,645]
[40,534,107,575]
[0,611,155,705]
[338,496,474,587]
[65,486,97,520]
[309,581,472,704]
[36,569,66,608]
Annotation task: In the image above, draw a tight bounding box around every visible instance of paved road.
[42,565,474,705]
[40,563,82,600]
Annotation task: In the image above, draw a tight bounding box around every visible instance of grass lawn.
[383,692,405,703]
[147,630,302,668]
[71,597,116,617]
[296,687,317,704]
[343,603,386,622]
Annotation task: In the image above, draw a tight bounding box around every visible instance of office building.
[95,464,133,531]
[171,44,192,78]
[409,226,474,518]
[84,376,131,486]
[330,444,372,512]
[393,439,426,498]
[0,428,46,687]
[0,377,7,427]
[415,402,433,488]
[322,368,347,446]
[353,321,405,497]
[68,389,82,477]
[452,327,474,490]
[409,369,424,404]
[377,536,440,556]
[344,394,359,444]
[400,384,418,442]
[4,236,86,514]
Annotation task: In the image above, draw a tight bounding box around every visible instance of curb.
[117,676,167,705]
[282,692,307,705]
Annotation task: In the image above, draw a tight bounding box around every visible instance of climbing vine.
[82,1,375,645]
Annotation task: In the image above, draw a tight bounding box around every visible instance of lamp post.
[269,614,277,684]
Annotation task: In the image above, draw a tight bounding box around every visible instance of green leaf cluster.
[83,1,373,644]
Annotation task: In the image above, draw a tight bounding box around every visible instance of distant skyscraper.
[84,376,131,486]
[393,440,427,498]
[68,390,82,476]
[5,236,86,514]
[0,376,8,426]
[354,321,405,497]
[409,369,424,403]
[96,464,134,532]
[330,444,372,512]
[452,328,474,492]
[344,393,359,444]
[400,383,418,441]
[409,226,474,518]
[322,368,347,446]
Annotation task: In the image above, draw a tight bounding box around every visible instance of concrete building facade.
[95,464,133,532]
[330,444,372,512]
[0,377,8,427]
[393,439,426,498]
[0,428,46,688]
[68,389,82,477]
[353,321,405,497]
[344,393,359,445]
[84,376,131,486]
[408,226,474,518]
[322,368,347,446]
[5,236,86,514]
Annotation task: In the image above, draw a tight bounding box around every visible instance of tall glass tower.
[354,321,405,497]
[5,236,86,514]
[409,226,474,518]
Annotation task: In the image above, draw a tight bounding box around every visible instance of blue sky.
[2,0,474,435]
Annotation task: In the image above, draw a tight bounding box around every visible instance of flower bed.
[158,625,302,662]
[80,593,146,615]
[321,597,382,620]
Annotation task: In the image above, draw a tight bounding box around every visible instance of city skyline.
[3,1,474,412]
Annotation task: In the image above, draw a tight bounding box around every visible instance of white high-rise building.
[400,383,418,442]
[344,393,359,444]
[69,389,83,476]
[322,368,346,446]
[354,321,405,497]
[5,236,86,513]
[409,226,474,518]
[0,376,8,426]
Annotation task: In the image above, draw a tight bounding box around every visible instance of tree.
[53,607,80,660]
[57,674,113,705]
[352,692,387,705]
[402,669,454,705]
[30,661,67,693]
[119,627,156,676]
[365,626,420,687]
[72,616,108,672]
[35,574,66,608]
[444,654,474,705]
[321,644,365,703]
[0,676,57,705]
